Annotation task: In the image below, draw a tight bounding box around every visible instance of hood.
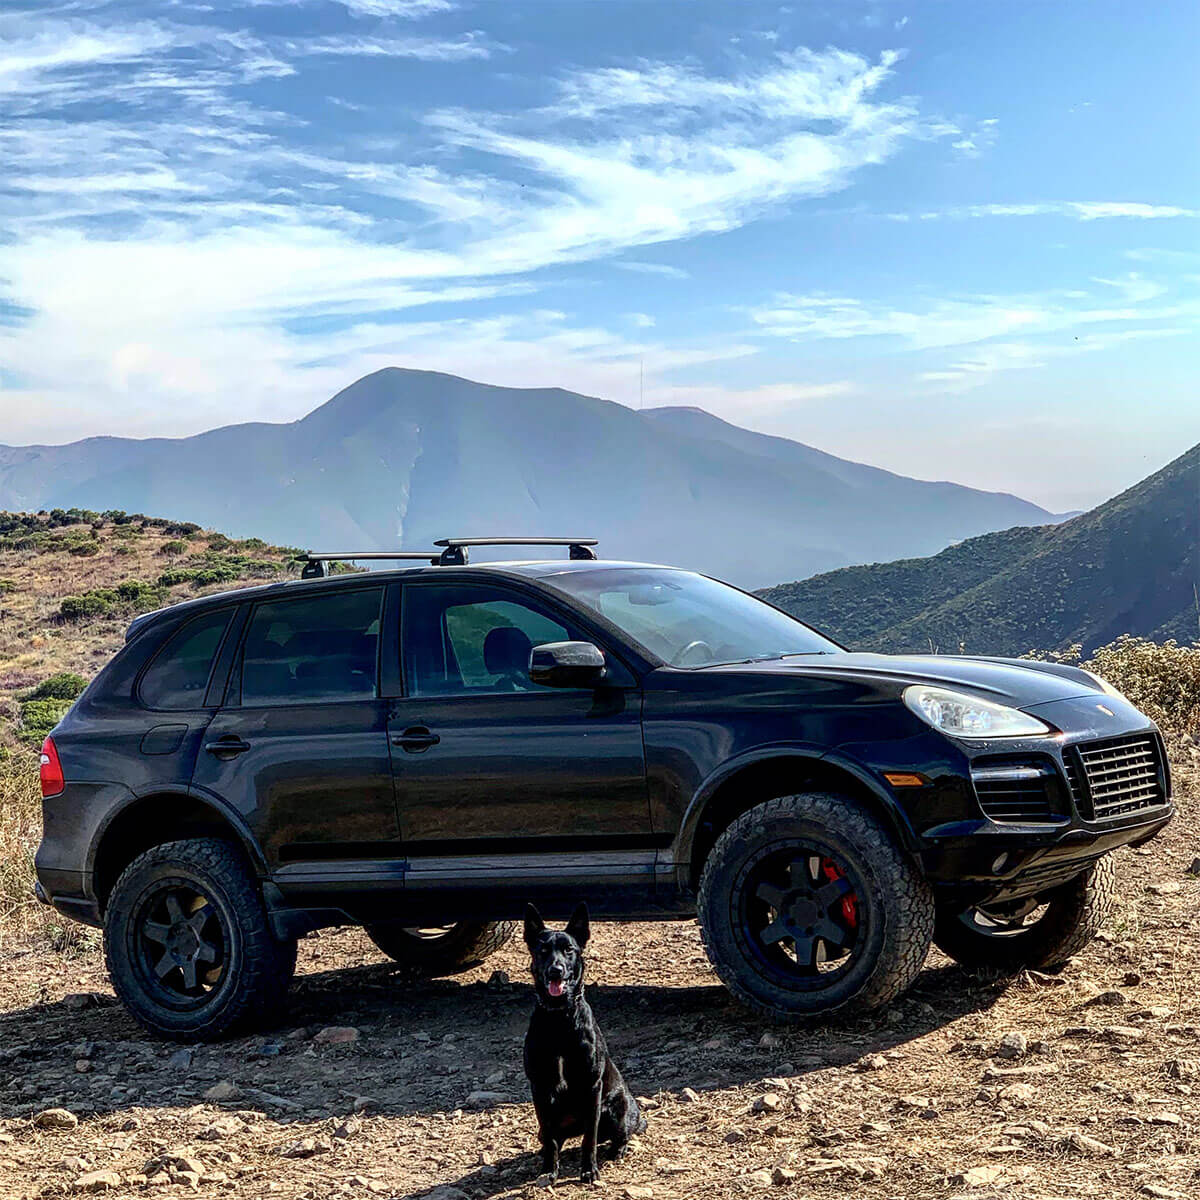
[710,652,1104,708]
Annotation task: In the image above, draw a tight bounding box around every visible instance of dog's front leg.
[538,1129,560,1182]
[579,1079,603,1183]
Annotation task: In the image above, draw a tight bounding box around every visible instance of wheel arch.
[89,787,267,913]
[680,749,920,891]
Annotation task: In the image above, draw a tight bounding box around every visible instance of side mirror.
[529,641,607,689]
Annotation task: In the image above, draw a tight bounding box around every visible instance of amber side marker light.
[883,772,928,788]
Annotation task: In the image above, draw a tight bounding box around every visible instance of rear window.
[139,608,232,710]
[240,588,383,706]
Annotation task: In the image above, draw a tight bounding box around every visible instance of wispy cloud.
[289,32,498,62]
[887,200,1200,222]
[337,0,457,16]
[749,274,1196,354]
[920,328,1190,392]
[613,262,691,280]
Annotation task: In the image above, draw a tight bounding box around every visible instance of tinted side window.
[140,608,232,710]
[403,584,574,697]
[241,588,383,706]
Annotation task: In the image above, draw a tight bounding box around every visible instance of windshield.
[548,567,840,667]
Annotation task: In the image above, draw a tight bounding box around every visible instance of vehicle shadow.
[0,957,1008,1134]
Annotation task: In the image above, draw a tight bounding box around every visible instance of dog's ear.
[523,902,545,950]
[565,901,590,949]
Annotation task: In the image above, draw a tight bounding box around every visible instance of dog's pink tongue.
[547,980,565,997]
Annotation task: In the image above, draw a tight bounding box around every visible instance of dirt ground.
[2,773,1196,1200]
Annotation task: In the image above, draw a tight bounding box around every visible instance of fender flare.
[673,743,921,871]
[86,782,269,886]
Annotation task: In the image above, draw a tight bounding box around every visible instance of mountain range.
[0,369,1055,588]
[760,444,1199,656]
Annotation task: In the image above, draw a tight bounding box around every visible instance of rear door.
[190,585,399,878]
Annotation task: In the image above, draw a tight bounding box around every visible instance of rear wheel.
[698,793,933,1020]
[933,856,1115,972]
[365,920,516,976]
[103,838,296,1041]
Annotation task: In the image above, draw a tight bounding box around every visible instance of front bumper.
[918,697,1174,902]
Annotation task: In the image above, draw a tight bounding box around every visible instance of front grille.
[972,763,1058,823]
[1067,733,1167,820]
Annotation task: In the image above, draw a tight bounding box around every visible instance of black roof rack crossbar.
[433,537,598,566]
[300,551,439,578]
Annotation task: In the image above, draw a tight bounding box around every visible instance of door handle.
[392,726,440,752]
[203,736,251,757]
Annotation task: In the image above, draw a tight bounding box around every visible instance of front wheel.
[103,838,296,1042]
[697,793,933,1020]
[365,920,516,976]
[933,856,1115,973]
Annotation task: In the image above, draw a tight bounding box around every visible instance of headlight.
[903,684,1051,738]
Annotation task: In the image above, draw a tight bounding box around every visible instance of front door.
[389,580,653,903]
[191,585,399,887]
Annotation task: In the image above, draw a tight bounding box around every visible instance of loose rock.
[950,1164,1005,1188]
[313,1026,359,1045]
[71,1170,122,1193]
[996,1032,1028,1059]
[34,1108,79,1131]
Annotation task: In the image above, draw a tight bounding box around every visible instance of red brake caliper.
[820,858,858,929]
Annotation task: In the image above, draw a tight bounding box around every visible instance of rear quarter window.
[139,608,233,710]
[239,587,383,706]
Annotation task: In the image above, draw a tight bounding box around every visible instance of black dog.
[523,903,644,1183]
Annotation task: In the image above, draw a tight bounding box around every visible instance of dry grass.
[0,511,303,948]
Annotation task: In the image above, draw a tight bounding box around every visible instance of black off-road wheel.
[698,793,933,1021]
[103,838,296,1042]
[365,920,517,976]
[933,856,1115,973]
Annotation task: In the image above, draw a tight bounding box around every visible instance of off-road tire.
[365,920,517,976]
[933,856,1116,973]
[103,838,296,1042]
[697,793,933,1021]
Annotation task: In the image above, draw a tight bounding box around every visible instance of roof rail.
[433,537,598,566]
[300,551,439,579]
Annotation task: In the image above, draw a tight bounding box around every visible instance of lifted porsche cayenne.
[35,538,1173,1039]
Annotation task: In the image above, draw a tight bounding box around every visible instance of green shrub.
[18,698,72,742]
[27,673,87,701]
[68,542,100,557]
[160,539,188,556]
[58,590,116,621]
[115,579,161,606]
[205,533,233,551]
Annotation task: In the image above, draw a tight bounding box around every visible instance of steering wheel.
[674,639,714,666]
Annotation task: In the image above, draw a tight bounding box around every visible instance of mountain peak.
[0,368,1057,588]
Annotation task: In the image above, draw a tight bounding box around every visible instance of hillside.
[760,443,1199,656]
[0,369,1057,589]
[0,510,307,751]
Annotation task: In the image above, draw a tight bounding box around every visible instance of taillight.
[40,736,65,798]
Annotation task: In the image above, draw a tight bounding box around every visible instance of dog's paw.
[580,1164,598,1184]
[534,1172,558,1188]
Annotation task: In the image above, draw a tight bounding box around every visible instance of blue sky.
[1,0,1197,511]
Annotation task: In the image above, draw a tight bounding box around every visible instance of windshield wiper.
[724,650,835,665]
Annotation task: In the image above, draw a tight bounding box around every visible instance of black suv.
[36,538,1173,1040]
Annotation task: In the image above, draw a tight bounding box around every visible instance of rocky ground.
[2,774,1197,1200]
